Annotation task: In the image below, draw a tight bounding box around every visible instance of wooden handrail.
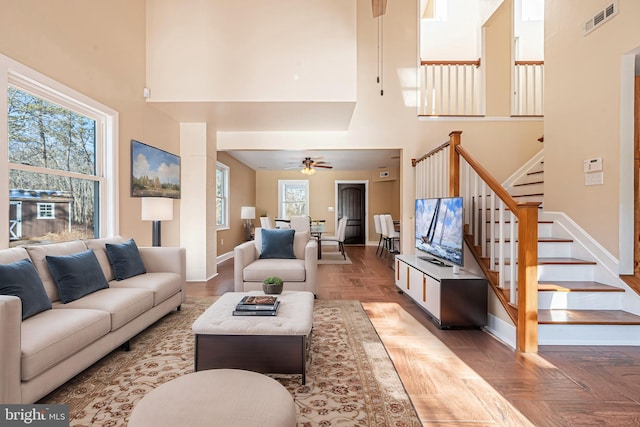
[455,145,520,213]
[421,59,481,68]
[412,141,449,166]
[515,60,544,66]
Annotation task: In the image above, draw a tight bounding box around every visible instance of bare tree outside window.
[8,86,99,244]
[278,180,309,219]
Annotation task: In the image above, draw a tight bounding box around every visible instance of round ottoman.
[128,369,297,427]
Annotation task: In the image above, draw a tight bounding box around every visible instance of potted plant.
[263,276,284,295]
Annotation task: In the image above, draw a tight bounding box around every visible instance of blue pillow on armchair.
[259,228,296,259]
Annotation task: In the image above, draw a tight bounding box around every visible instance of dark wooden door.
[337,183,365,244]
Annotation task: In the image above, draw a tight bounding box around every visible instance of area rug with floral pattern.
[40,297,420,426]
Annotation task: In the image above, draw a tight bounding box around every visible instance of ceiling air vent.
[584,1,618,35]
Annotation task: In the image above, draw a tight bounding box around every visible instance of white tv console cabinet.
[395,254,488,329]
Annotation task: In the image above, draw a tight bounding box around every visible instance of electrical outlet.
[220,238,224,246]
[585,171,604,186]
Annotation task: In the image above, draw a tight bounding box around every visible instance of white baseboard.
[483,314,516,349]
[217,250,233,264]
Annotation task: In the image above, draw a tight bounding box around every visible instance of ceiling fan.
[299,157,333,176]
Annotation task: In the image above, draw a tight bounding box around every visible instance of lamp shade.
[240,206,256,220]
[141,197,174,221]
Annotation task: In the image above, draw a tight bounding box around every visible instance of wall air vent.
[584,1,618,35]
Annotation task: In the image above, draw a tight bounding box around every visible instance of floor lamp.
[241,206,256,241]
[141,197,174,247]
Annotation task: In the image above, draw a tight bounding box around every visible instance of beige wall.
[253,168,400,242]
[0,0,181,247]
[216,151,256,256]
[483,0,512,116]
[146,0,356,102]
[545,0,640,260]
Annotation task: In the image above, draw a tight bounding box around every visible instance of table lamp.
[241,206,256,241]
[141,197,174,246]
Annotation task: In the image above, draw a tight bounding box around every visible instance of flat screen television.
[415,196,464,267]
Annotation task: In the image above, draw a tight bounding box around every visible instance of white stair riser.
[538,292,622,310]
[538,242,572,257]
[539,324,640,346]
[488,241,572,258]
[480,222,553,239]
[538,264,595,281]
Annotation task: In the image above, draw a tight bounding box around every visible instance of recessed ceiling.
[226,149,401,171]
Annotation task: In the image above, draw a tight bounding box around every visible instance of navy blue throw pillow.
[0,258,52,320]
[259,228,296,259]
[46,250,109,303]
[105,238,147,280]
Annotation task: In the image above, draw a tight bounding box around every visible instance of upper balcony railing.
[419,60,483,117]
[419,59,544,118]
[513,61,544,116]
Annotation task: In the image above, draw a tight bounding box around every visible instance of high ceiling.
[226,149,401,172]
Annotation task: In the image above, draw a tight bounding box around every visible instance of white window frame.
[423,0,448,21]
[520,0,544,22]
[278,180,310,219]
[36,203,55,219]
[216,161,230,230]
[0,53,119,249]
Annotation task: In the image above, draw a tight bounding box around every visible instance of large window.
[2,54,118,248]
[216,162,229,229]
[278,180,309,219]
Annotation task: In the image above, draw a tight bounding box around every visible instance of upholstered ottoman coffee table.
[128,369,296,427]
[192,291,314,384]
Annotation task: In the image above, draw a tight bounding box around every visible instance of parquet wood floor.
[188,246,640,426]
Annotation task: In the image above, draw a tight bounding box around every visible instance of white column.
[180,123,217,281]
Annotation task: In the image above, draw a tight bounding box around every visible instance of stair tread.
[502,257,597,266]
[512,193,544,197]
[486,237,573,243]
[513,180,544,187]
[538,281,624,292]
[538,309,640,325]
[527,170,544,176]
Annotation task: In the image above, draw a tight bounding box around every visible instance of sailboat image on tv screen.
[415,197,464,266]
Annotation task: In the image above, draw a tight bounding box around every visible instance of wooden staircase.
[479,157,640,344]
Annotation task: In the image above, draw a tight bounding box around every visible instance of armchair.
[234,228,318,295]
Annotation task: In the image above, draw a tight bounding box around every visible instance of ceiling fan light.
[300,167,316,176]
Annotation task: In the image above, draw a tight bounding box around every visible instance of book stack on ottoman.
[233,295,280,316]
[192,291,314,383]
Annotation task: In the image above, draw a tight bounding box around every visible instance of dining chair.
[290,215,311,235]
[260,216,274,229]
[383,214,400,255]
[379,213,389,257]
[274,219,291,229]
[323,217,348,259]
[373,214,384,256]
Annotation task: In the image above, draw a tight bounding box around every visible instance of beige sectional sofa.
[0,237,186,404]
[234,228,317,295]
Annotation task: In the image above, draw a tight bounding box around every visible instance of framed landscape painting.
[131,140,181,198]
